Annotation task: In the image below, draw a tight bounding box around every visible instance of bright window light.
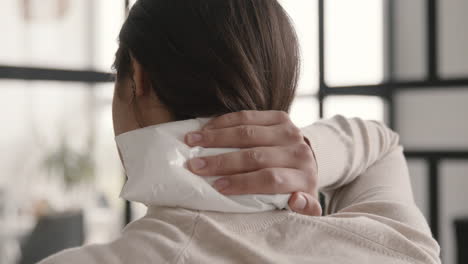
[279,0,319,95]
[289,97,319,128]
[325,0,384,86]
[324,96,385,122]
[94,0,125,71]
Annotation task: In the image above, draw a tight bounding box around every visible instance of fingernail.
[186,133,203,144]
[213,178,230,191]
[293,194,307,210]
[189,158,207,171]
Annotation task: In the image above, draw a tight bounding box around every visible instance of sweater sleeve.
[301,115,413,213]
[302,116,440,262]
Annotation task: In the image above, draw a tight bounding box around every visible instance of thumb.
[288,192,322,216]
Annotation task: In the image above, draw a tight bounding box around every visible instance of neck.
[116,118,291,213]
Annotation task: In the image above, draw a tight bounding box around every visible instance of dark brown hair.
[114,0,300,120]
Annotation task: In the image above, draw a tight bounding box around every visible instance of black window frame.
[318,0,468,245]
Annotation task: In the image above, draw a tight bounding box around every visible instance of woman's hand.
[184,110,322,216]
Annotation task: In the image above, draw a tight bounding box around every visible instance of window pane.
[439,0,468,78]
[0,81,123,251]
[289,97,319,128]
[0,0,124,70]
[393,0,427,80]
[94,0,126,71]
[440,161,468,264]
[0,0,89,68]
[396,89,468,150]
[324,96,385,122]
[407,159,429,220]
[281,0,319,95]
[325,0,384,86]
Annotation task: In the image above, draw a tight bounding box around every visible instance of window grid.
[0,0,467,248]
[318,0,468,246]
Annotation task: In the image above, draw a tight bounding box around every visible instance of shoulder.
[39,238,182,264]
[298,201,441,264]
[40,207,200,264]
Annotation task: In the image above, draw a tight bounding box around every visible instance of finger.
[212,168,310,195]
[187,143,314,176]
[185,124,302,148]
[203,110,290,130]
[288,192,322,216]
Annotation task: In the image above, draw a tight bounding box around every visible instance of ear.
[130,56,150,97]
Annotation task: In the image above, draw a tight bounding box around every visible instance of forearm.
[302,116,400,190]
[301,116,403,208]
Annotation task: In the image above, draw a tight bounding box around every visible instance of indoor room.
[0,0,467,263]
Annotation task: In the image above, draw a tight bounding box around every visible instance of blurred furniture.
[455,218,468,264]
[19,210,84,264]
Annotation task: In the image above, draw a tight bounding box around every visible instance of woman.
[41,0,440,263]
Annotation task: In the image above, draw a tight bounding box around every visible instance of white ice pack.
[116,118,290,213]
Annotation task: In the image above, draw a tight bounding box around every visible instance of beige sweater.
[40,116,441,264]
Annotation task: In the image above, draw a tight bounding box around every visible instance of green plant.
[43,135,95,188]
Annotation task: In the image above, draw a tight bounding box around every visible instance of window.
[282,0,386,127]
[439,0,468,78]
[324,96,385,121]
[0,0,124,70]
[0,81,123,245]
[0,0,125,248]
[0,0,90,69]
[280,0,319,95]
[2,2,468,263]
[325,0,385,86]
[396,89,468,150]
[290,97,319,128]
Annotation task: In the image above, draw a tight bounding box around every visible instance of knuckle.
[239,125,255,139]
[285,125,302,142]
[222,113,235,124]
[264,169,284,190]
[213,155,224,170]
[239,110,252,123]
[277,111,290,123]
[246,149,263,165]
[294,143,313,160]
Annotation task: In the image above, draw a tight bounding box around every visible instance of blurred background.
[0,0,467,263]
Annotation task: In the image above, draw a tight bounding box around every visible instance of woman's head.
[112,0,300,135]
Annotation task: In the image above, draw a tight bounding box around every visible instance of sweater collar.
[116,118,290,213]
